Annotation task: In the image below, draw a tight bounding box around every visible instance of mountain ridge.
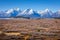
[0,8,60,19]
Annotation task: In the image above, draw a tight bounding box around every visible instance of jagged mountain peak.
[20,9,33,15]
[38,9,52,14]
[44,9,50,12]
[23,9,33,12]
[6,8,20,14]
[6,9,14,14]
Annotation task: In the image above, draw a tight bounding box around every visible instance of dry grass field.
[0,18,60,40]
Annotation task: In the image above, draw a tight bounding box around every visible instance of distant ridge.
[0,8,60,19]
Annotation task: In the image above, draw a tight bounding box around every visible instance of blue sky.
[0,0,60,12]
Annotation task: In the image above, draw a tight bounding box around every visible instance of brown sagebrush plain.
[0,18,60,40]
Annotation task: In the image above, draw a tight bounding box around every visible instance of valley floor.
[0,18,60,40]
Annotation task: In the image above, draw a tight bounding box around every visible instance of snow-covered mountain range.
[0,8,60,19]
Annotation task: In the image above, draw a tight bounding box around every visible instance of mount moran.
[0,8,60,19]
